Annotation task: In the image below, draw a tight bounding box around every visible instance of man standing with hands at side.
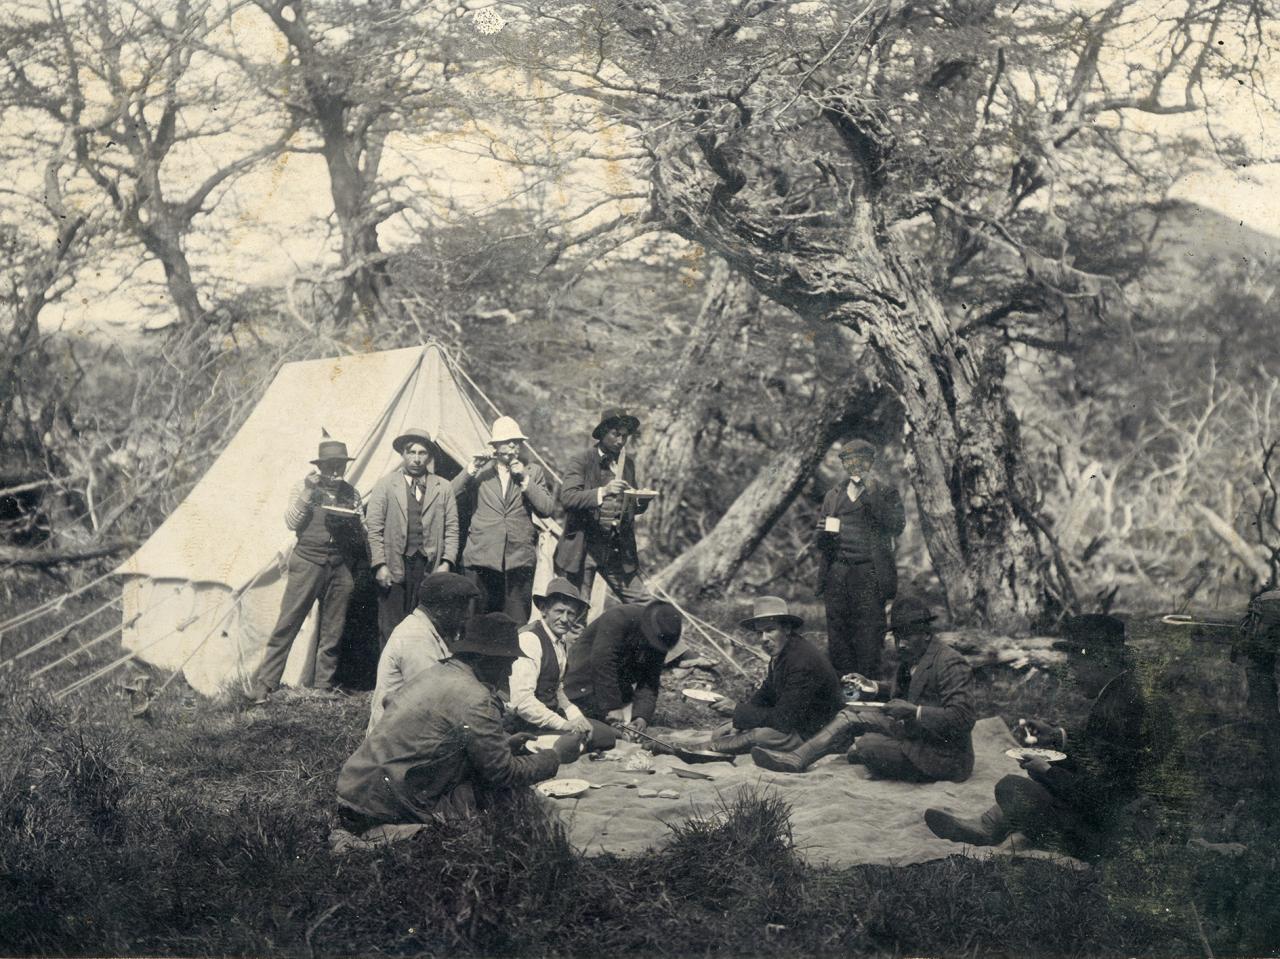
[815,439,905,677]
[366,427,459,648]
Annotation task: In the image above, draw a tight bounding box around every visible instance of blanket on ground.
[544,716,1077,867]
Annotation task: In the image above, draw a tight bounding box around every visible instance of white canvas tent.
[115,344,562,697]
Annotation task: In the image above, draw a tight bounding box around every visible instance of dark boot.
[706,731,757,755]
[751,711,858,773]
[924,805,1009,846]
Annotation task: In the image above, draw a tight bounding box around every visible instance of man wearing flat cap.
[366,426,459,648]
[554,408,652,603]
[337,613,584,828]
[452,415,555,624]
[699,597,844,755]
[816,439,905,677]
[927,614,1160,859]
[367,571,480,733]
[563,599,683,738]
[753,594,975,781]
[250,439,365,704]
[507,578,616,750]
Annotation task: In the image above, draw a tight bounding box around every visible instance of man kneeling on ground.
[752,594,976,781]
[700,596,844,755]
[508,578,617,751]
[336,613,583,830]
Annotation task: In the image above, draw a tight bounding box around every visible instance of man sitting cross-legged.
[751,593,976,781]
[507,577,617,752]
[700,596,844,755]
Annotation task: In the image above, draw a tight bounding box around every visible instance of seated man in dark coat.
[336,613,583,830]
[701,596,844,755]
[563,600,683,738]
[926,614,1151,859]
[752,594,976,781]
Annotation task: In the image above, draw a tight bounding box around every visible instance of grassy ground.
[2,582,1279,957]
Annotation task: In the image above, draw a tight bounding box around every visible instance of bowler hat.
[488,416,528,445]
[1051,614,1126,654]
[535,576,589,612]
[311,439,355,465]
[839,439,878,461]
[417,572,481,609]
[640,600,683,651]
[393,427,436,455]
[452,612,524,658]
[592,408,641,441]
[889,594,937,635]
[739,595,803,631]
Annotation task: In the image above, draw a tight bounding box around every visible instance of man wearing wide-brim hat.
[752,593,976,781]
[553,408,652,603]
[337,612,585,829]
[562,599,683,738]
[250,438,366,704]
[696,596,844,755]
[451,415,555,624]
[365,426,459,648]
[506,577,617,750]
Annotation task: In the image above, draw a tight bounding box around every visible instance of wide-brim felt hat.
[1051,613,1126,653]
[639,600,683,651]
[453,612,524,658]
[739,595,803,631]
[535,576,589,611]
[592,408,641,440]
[889,594,937,634]
[311,439,355,465]
[393,427,437,455]
[417,571,481,608]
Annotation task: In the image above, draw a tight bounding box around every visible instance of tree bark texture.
[644,257,758,553]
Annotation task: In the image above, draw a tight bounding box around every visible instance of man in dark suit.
[702,596,845,754]
[562,600,683,738]
[553,408,652,603]
[816,439,905,677]
[452,416,555,623]
[926,615,1157,859]
[752,594,975,780]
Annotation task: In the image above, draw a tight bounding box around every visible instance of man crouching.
[335,613,583,831]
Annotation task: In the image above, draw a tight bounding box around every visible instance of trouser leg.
[501,566,535,624]
[402,554,428,612]
[852,732,936,782]
[845,563,886,677]
[313,562,354,689]
[378,581,407,649]
[466,566,505,615]
[255,556,325,693]
[995,774,1100,855]
[824,565,857,674]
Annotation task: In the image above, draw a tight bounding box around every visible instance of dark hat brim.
[537,590,589,611]
[592,414,641,440]
[310,456,355,465]
[739,613,804,631]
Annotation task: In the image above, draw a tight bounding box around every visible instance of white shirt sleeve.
[510,630,573,731]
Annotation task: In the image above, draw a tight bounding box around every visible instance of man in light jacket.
[452,416,555,623]
[365,426,459,647]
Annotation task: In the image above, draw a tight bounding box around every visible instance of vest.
[294,482,360,566]
[531,622,562,713]
[404,483,424,557]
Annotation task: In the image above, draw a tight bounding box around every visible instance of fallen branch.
[0,540,135,568]
[1191,503,1270,583]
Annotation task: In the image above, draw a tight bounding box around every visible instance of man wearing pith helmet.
[815,438,905,677]
[452,415,555,624]
[365,426,459,648]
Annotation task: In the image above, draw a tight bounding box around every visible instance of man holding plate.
[249,439,365,704]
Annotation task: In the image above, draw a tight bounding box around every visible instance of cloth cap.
[536,577,589,611]
[592,408,641,440]
[452,612,524,658]
[1051,614,1126,653]
[839,439,878,461]
[889,594,937,635]
[488,416,528,445]
[311,439,354,465]
[393,427,436,455]
[417,572,481,609]
[739,595,803,631]
[639,600,683,651]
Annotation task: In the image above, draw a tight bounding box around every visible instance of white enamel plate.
[682,688,723,703]
[1005,747,1067,763]
[536,779,592,799]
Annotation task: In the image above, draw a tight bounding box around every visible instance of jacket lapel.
[907,640,940,701]
[393,470,409,518]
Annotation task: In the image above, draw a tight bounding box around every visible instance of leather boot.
[924,805,1009,846]
[750,711,859,773]
[706,731,757,755]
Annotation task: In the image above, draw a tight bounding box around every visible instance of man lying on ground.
[366,572,479,733]
[507,578,617,751]
[752,594,976,781]
[699,596,844,755]
[337,613,582,830]
[563,600,683,739]
[926,614,1154,859]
